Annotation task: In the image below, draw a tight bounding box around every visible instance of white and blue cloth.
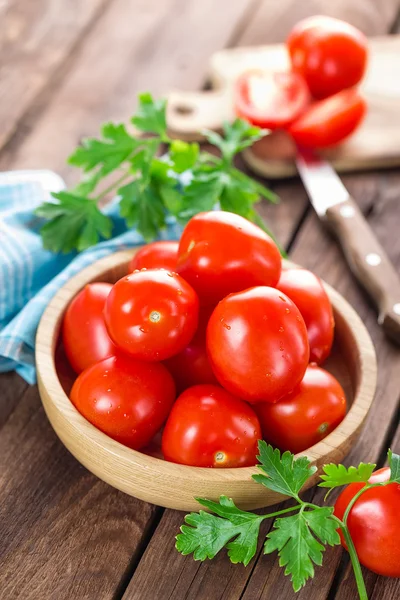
[0,170,181,384]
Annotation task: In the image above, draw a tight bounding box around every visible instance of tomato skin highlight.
[104,269,199,361]
[161,384,261,467]
[129,241,179,272]
[207,287,309,404]
[62,282,117,374]
[255,365,346,453]
[176,211,282,306]
[287,15,368,99]
[277,268,334,364]
[164,306,218,393]
[288,88,366,148]
[70,354,176,450]
[234,70,310,129]
[334,467,400,578]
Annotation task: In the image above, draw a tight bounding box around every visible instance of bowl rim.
[36,249,377,486]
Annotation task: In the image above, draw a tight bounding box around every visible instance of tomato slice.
[234,70,310,130]
[288,88,366,148]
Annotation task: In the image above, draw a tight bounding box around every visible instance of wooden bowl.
[36,250,377,511]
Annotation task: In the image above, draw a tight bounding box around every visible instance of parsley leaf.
[131,92,168,140]
[69,123,140,178]
[176,496,265,566]
[265,507,340,592]
[319,463,376,489]
[177,172,223,221]
[118,181,165,242]
[252,441,317,501]
[36,192,112,253]
[169,140,199,173]
[203,119,266,164]
[388,449,400,483]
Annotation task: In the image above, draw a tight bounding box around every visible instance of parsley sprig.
[36,92,277,253]
[176,442,400,599]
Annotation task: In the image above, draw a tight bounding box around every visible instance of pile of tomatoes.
[63,210,346,468]
[235,16,368,148]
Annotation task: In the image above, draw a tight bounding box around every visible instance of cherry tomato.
[70,354,176,450]
[207,287,309,403]
[334,467,400,577]
[104,269,199,361]
[164,306,218,393]
[129,241,179,272]
[234,70,310,130]
[62,282,117,373]
[277,268,334,364]
[255,365,346,453]
[161,384,261,467]
[176,211,282,306]
[288,88,366,148]
[287,16,368,99]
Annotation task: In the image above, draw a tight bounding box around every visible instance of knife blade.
[296,149,400,344]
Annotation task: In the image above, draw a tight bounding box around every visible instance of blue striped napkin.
[0,171,181,384]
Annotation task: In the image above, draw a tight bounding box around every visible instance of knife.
[296,149,400,344]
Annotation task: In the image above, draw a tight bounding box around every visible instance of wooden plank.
[239,0,400,45]
[0,384,158,600]
[0,372,28,430]
[0,0,110,153]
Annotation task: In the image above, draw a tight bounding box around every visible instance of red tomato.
[334,467,400,577]
[288,88,366,148]
[164,306,218,393]
[162,384,261,467]
[234,70,310,129]
[176,211,282,306]
[255,365,346,453]
[70,354,176,450]
[207,287,309,403]
[62,282,117,373]
[287,16,368,99]
[277,268,334,364]
[129,241,179,272]
[104,269,199,361]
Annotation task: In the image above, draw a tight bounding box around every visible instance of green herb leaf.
[203,119,266,164]
[177,172,223,221]
[169,140,199,173]
[319,463,377,489]
[118,181,165,241]
[264,507,340,592]
[69,123,140,178]
[388,449,400,483]
[131,92,168,140]
[36,192,112,253]
[176,496,265,566]
[252,441,317,501]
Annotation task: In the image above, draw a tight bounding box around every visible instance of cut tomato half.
[234,70,310,130]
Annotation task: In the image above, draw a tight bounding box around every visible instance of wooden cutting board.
[166,36,400,178]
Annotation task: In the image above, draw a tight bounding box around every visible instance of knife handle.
[325,198,400,343]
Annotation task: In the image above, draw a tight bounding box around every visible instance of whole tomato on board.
[104,269,199,361]
[334,467,400,577]
[162,384,261,467]
[277,268,334,364]
[207,286,309,403]
[70,354,176,450]
[129,241,179,272]
[287,15,368,99]
[234,70,310,130]
[164,306,218,393]
[255,365,346,454]
[288,88,366,148]
[62,282,117,373]
[176,211,282,306]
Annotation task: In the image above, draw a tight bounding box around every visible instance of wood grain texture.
[0,0,109,152]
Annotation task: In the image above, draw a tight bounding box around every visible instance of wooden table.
[2,1,400,599]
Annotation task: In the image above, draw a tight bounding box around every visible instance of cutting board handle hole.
[171,103,195,116]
